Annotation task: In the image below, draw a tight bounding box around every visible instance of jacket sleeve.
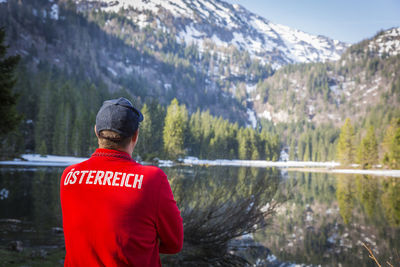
[156,171,183,254]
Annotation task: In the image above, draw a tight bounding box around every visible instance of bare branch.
[362,242,381,267]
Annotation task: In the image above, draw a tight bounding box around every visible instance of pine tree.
[390,127,400,169]
[149,101,166,156]
[136,104,152,159]
[237,128,249,160]
[188,109,202,157]
[336,118,356,165]
[357,126,378,169]
[163,98,188,160]
[303,140,311,161]
[0,28,21,136]
[382,118,400,168]
[35,81,55,155]
[289,138,297,160]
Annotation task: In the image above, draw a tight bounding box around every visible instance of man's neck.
[98,146,133,156]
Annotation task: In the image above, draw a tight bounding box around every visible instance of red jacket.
[60,148,183,266]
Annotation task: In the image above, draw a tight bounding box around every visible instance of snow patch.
[7,155,397,177]
[280,149,289,161]
[246,83,257,94]
[107,66,117,76]
[329,84,339,95]
[182,157,340,168]
[0,154,88,167]
[0,188,9,200]
[247,108,257,128]
[328,233,338,244]
[158,160,174,167]
[50,4,59,20]
[259,110,272,120]
[363,85,378,96]
[331,169,400,177]
[274,110,290,122]
[164,83,172,90]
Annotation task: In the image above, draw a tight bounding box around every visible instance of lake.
[0,165,399,266]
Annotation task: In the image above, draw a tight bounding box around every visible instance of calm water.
[0,165,399,266]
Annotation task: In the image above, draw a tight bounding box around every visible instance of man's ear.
[132,129,139,143]
[94,125,99,138]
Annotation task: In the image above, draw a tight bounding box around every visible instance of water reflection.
[0,166,281,266]
[162,166,281,266]
[0,167,64,248]
[256,172,400,266]
[2,166,399,266]
[337,174,400,227]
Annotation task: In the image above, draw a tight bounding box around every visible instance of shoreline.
[286,167,400,177]
[0,154,399,177]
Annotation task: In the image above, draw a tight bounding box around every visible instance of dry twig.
[362,242,381,267]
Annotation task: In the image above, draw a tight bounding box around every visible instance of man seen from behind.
[60,97,183,266]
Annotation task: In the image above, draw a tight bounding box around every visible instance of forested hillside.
[253,28,400,163]
[253,28,400,126]
[0,0,275,124]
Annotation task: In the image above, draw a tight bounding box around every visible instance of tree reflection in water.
[257,172,400,266]
[0,166,281,266]
[162,166,282,266]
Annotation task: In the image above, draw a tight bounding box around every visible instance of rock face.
[76,0,349,68]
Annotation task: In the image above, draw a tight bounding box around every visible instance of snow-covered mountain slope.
[368,27,400,57]
[77,0,349,67]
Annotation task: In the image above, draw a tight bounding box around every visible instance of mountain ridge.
[76,0,349,68]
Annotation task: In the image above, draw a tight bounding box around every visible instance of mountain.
[251,27,400,126]
[76,0,348,68]
[3,0,348,127]
[1,0,399,160]
[0,0,348,126]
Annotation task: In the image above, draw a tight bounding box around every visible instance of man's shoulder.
[61,158,91,176]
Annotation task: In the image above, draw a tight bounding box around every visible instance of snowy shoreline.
[0,154,89,167]
[0,154,399,177]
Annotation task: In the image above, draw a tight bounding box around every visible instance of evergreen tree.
[382,118,400,168]
[35,80,56,155]
[149,101,166,156]
[303,140,311,161]
[0,28,21,136]
[188,109,202,157]
[390,127,400,169]
[289,138,297,160]
[336,118,356,165]
[357,126,378,169]
[135,104,152,159]
[163,98,188,160]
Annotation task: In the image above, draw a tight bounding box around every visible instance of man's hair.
[98,130,133,150]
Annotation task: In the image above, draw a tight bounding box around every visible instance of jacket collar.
[91,148,134,162]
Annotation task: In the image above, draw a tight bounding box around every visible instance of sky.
[225,0,400,44]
